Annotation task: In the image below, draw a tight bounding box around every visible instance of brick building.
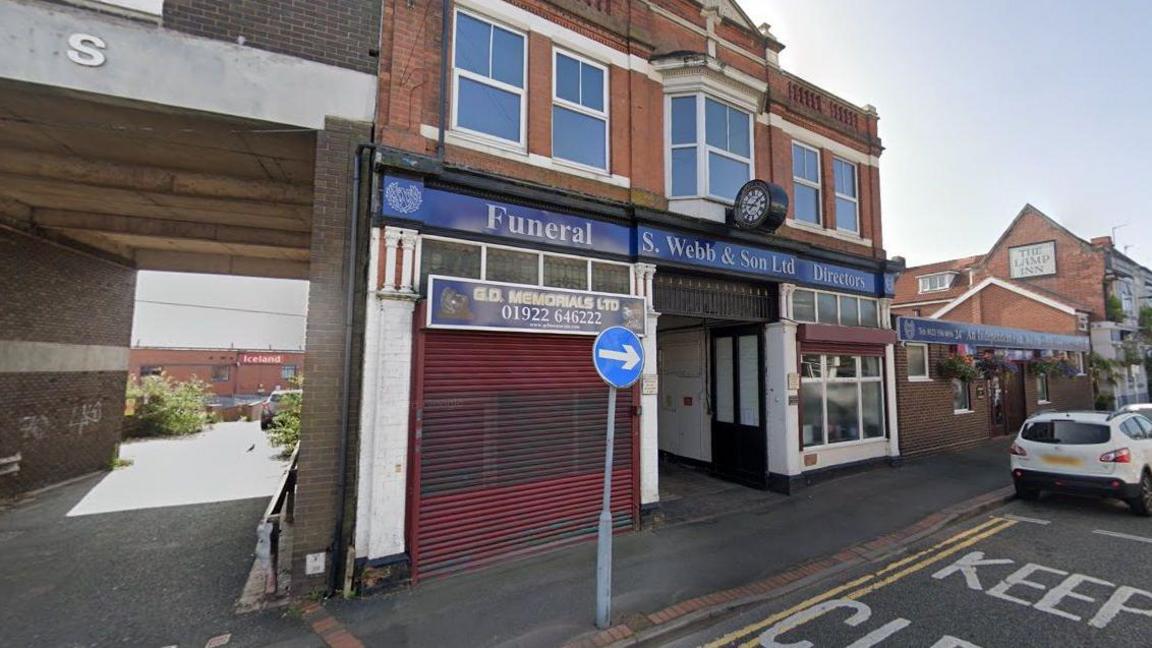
[344,0,904,589]
[128,348,305,401]
[888,205,1129,457]
[0,0,381,601]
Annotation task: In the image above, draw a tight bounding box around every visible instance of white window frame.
[918,272,955,294]
[416,235,634,295]
[791,288,882,329]
[551,48,610,173]
[800,355,886,448]
[1036,372,1050,404]
[952,378,972,413]
[791,141,822,226]
[832,156,859,234]
[451,8,529,150]
[664,93,754,204]
[906,343,930,381]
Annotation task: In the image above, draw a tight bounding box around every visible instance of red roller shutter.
[411,330,637,581]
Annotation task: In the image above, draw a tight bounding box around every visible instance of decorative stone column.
[764,319,801,491]
[634,263,661,507]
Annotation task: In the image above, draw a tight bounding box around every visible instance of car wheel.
[1129,471,1152,517]
[1015,483,1040,501]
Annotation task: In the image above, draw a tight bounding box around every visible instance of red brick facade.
[128,348,305,398]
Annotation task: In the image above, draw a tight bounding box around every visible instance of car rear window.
[1021,420,1111,445]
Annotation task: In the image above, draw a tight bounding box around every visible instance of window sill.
[1038,400,1052,405]
[908,376,933,382]
[953,409,975,415]
[783,219,873,247]
[803,436,888,452]
[419,124,631,188]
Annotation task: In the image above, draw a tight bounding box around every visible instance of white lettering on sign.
[934,551,1152,630]
[240,354,284,365]
[1009,241,1056,278]
[485,204,592,247]
[67,33,107,67]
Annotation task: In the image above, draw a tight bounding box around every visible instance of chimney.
[1091,236,1113,249]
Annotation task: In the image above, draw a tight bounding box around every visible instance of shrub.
[1106,294,1125,323]
[125,374,212,438]
[266,376,303,457]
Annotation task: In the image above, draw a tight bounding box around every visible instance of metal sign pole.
[595,385,617,630]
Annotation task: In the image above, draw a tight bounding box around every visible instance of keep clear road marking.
[1092,529,1152,545]
[704,517,1019,648]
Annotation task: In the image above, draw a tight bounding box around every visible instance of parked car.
[1010,410,1152,515]
[260,389,301,430]
[1117,403,1152,419]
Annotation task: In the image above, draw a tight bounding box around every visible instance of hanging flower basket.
[938,354,980,382]
[1028,357,1078,378]
[975,355,1018,380]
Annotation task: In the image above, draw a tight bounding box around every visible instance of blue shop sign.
[427,276,646,336]
[381,175,633,257]
[897,317,1090,352]
[637,225,886,297]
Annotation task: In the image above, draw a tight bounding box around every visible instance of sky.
[131,272,308,350]
[747,0,1152,268]
[135,1,1152,347]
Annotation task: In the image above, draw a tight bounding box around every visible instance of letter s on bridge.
[67,33,107,67]
[758,599,873,648]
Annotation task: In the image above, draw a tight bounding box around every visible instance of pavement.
[673,494,1152,648]
[319,438,1016,648]
[0,421,307,648]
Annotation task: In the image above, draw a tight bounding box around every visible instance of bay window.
[452,10,526,145]
[833,157,859,233]
[668,94,752,202]
[801,354,885,447]
[552,51,608,170]
[792,142,821,225]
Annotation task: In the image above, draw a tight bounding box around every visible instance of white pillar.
[885,343,901,460]
[765,320,802,483]
[635,263,660,506]
[398,229,418,293]
[355,227,420,561]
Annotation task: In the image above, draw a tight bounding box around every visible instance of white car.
[1010,410,1152,516]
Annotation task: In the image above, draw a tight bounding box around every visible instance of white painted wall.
[0,0,375,128]
[657,328,711,462]
[765,320,802,477]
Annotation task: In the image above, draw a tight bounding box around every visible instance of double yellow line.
[704,516,1018,648]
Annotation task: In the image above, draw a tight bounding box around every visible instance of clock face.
[737,186,769,227]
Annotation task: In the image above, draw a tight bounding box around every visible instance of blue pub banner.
[427,276,646,336]
[897,317,1090,352]
[381,175,896,297]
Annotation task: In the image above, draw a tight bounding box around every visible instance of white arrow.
[598,345,641,371]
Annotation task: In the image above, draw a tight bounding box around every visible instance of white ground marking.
[1001,514,1051,525]
[1092,529,1152,545]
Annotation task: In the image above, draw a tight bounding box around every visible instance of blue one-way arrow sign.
[592,326,644,389]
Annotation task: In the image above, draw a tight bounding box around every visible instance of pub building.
[354,0,902,584]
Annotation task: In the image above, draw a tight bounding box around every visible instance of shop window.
[553,50,608,170]
[918,273,954,293]
[859,299,879,328]
[906,344,929,379]
[792,142,821,225]
[667,94,751,202]
[833,157,859,234]
[140,365,164,377]
[952,379,971,412]
[801,355,885,447]
[211,365,230,383]
[793,290,816,322]
[1036,373,1050,403]
[793,289,880,328]
[419,239,481,290]
[543,255,588,290]
[817,292,838,325]
[486,247,539,285]
[453,10,526,145]
[839,295,859,327]
[591,262,631,295]
[282,365,297,381]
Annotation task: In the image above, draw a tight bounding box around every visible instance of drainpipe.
[436,0,452,159]
[330,142,378,596]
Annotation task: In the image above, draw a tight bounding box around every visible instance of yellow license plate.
[1042,455,1082,467]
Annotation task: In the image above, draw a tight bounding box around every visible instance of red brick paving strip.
[300,602,366,648]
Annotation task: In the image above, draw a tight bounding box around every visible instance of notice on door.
[1009,241,1056,278]
[427,276,646,336]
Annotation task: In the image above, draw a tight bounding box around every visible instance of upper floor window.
[833,157,858,234]
[668,95,751,202]
[792,142,821,225]
[453,10,526,146]
[552,51,608,171]
[1119,279,1135,316]
[918,273,954,293]
[792,289,880,328]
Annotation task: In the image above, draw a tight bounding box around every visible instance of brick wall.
[291,118,373,595]
[895,343,992,457]
[0,228,135,496]
[944,284,1080,335]
[374,0,887,259]
[1022,370,1093,416]
[164,0,382,74]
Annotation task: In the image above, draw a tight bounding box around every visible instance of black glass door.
[710,327,766,487]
